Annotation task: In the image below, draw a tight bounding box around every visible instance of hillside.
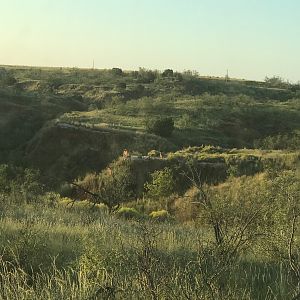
[2,65,298,102]
[0,65,299,186]
[25,120,175,186]
[60,94,300,148]
[1,65,300,300]
[0,87,87,163]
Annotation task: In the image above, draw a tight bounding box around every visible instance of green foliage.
[116,207,142,220]
[0,168,299,298]
[127,84,145,98]
[1,65,300,299]
[76,160,135,210]
[111,67,123,76]
[148,149,161,157]
[162,69,174,77]
[226,155,263,177]
[115,81,126,91]
[144,167,176,199]
[169,146,299,178]
[265,75,289,88]
[137,68,157,83]
[208,174,270,228]
[1,65,299,180]
[145,117,175,137]
[45,76,64,89]
[0,69,17,86]
[177,113,194,129]
[149,209,171,221]
[254,131,300,150]
[68,93,300,149]
[0,164,44,203]
[42,192,60,208]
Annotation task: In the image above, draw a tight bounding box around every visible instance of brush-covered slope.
[24,121,175,186]
[1,65,299,189]
[0,87,87,163]
[61,94,300,149]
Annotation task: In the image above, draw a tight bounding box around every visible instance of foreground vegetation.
[0,163,300,299]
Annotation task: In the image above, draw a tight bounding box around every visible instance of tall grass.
[0,202,295,299]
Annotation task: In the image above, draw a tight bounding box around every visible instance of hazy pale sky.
[1,0,299,81]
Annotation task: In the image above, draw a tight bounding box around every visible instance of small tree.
[162,69,174,78]
[145,117,174,137]
[264,76,288,88]
[73,160,134,212]
[0,164,44,203]
[137,68,157,83]
[111,68,123,76]
[145,167,175,199]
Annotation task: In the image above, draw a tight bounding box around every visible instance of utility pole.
[92,59,95,70]
[225,69,229,82]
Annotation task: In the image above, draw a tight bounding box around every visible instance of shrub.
[147,150,161,157]
[111,68,123,76]
[116,207,142,220]
[128,84,145,98]
[145,117,174,137]
[75,160,135,212]
[144,167,176,199]
[162,69,174,78]
[254,132,300,150]
[0,164,44,203]
[173,190,200,222]
[58,198,107,212]
[137,68,157,83]
[42,192,60,208]
[226,155,263,177]
[46,77,64,89]
[149,210,171,221]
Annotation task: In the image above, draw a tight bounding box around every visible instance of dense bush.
[147,149,161,157]
[145,117,175,137]
[149,209,171,221]
[144,167,176,199]
[111,67,123,76]
[254,132,300,150]
[162,69,174,78]
[75,160,135,211]
[0,164,44,203]
[137,68,157,83]
[116,207,142,220]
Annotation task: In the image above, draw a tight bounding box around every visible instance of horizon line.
[0,63,271,83]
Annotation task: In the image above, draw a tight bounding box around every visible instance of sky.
[0,0,300,82]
